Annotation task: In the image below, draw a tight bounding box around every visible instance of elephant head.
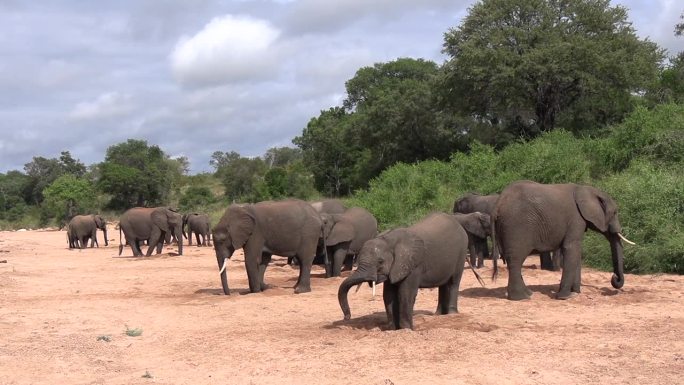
[93,215,108,246]
[212,204,256,295]
[574,185,630,289]
[321,213,354,246]
[455,212,490,239]
[152,207,183,256]
[338,229,424,320]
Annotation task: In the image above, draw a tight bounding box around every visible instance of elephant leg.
[540,252,555,271]
[397,278,419,330]
[90,229,98,247]
[552,249,563,271]
[155,232,166,254]
[244,247,263,293]
[557,243,581,299]
[447,265,464,313]
[383,283,400,330]
[332,247,348,277]
[187,230,193,246]
[258,252,272,291]
[506,253,532,301]
[130,239,142,257]
[146,228,163,256]
[436,285,449,315]
[79,236,87,249]
[195,233,201,247]
[294,255,314,294]
[323,246,333,278]
[468,238,478,268]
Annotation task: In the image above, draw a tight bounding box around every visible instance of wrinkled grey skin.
[118,207,183,257]
[67,214,108,249]
[491,181,626,301]
[183,213,212,246]
[338,212,469,330]
[453,193,499,267]
[321,207,378,277]
[212,199,323,295]
[451,212,491,268]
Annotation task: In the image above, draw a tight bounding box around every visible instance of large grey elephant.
[491,181,634,301]
[212,199,323,295]
[338,212,480,330]
[118,207,183,257]
[321,207,378,277]
[453,193,498,267]
[183,213,212,246]
[67,214,108,249]
[451,212,491,268]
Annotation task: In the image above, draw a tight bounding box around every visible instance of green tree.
[42,174,96,226]
[213,152,267,202]
[23,151,86,205]
[97,139,182,208]
[179,186,215,211]
[263,147,302,168]
[441,0,664,138]
[0,171,31,221]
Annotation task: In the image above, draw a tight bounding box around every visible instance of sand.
[0,228,682,385]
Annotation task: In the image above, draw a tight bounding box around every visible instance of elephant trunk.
[102,227,109,247]
[175,227,183,256]
[338,264,376,320]
[609,234,625,289]
[216,245,235,295]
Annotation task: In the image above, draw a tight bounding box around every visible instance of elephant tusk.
[618,233,636,245]
[354,283,362,293]
[372,281,376,297]
[219,258,228,275]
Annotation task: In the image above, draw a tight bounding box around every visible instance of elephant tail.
[490,212,499,282]
[466,258,485,287]
[118,225,124,256]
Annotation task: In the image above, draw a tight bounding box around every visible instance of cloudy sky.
[0,1,682,174]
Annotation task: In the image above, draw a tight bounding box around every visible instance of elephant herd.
[64,180,635,330]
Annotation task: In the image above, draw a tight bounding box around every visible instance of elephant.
[453,193,499,267]
[310,199,347,215]
[320,207,378,277]
[491,181,634,301]
[182,213,212,246]
[451,212,491,268]
[212,199,323,295]
[338,212,480,330]
[118,207,183,257]
[67,214,108,249]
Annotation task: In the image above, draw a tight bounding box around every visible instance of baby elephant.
[338,212,476,330]
[182,213,212,246]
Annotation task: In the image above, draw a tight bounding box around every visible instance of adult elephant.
[453,193,498,268]
[451,212,491,268]
[213,199,323,295]
[338,212,481,330]
[183,213,212,246]
[491,181,635,301]
[321,207,378,277]
[67,214,108,249]
[118,207,183,257]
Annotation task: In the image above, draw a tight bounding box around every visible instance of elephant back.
[341,207,378,252]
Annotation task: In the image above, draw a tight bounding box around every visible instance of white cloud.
[170,14,281,87]
[69,92,135,121]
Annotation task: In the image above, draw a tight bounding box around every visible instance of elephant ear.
[327,221,354,246]
[460,212,489,239]
[151,208,171,232]
[228,205,255,249]
[94,215,105,228]
[574,185,608,233]
[389,231,424,284]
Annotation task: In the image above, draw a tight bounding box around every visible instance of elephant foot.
[294,285,311,294]
[556,291,579,300]
[507,289,532,301]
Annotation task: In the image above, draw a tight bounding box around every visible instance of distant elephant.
[338,212,476,330]
[451,212,491,268]
[118,207,183,257]
[310,199,347,215]
[321,207,378,277]
[213,199,323,295]
[453,193,499,266]
[67,214,108,249]
[183,213,212,246]
[491,181,634,300]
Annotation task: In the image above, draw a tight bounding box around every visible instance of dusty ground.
[0,229,682,385]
